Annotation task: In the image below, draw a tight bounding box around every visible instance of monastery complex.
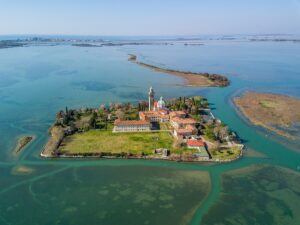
[113,87,198,140]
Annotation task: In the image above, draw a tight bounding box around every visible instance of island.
[72,43,102,47]
[249,38,300,43]
[234,91,300,139]
[14,136,34,153]
[0,40,26,49]
[41,87,243,162]
[101,42,172,47]
[128,54,230,87]
[72,42,172,47]
[184,43,204,46]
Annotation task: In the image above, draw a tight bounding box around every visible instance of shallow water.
[0,39,300,224]
[201,165,300,225]
[0,165,210,225]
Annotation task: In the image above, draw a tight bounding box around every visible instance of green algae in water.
[201,165,300,225]
[0,166,210,225]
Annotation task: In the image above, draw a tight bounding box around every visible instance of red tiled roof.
[159,109,169,115]
[114,119,150,126]
[139,111,169,119]
[171,117,197,124]
[186,125,197,131]
[187,139,205,147]
[170,111,186,117]
[176,129,193,134]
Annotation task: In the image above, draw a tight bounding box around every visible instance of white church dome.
[157,96,166,108]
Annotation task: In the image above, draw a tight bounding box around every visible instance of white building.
[113,119,151,132]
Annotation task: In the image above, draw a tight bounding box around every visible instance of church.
[139,87,170,122]
[114,87,197,138]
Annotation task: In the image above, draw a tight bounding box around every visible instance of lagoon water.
[0,38,300,225]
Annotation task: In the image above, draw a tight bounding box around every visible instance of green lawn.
[210,146,242,160]
[59,130,176,155]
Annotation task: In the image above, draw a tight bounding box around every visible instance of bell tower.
[148,87,155,111]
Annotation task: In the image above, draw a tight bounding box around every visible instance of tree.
[116,109,125,120]
[89,112,97,129]
[191,105,198,115]
[219,126,229,141]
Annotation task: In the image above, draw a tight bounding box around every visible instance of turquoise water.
[0,39,300,225]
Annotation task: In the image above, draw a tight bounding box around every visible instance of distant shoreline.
[128,54,230,87]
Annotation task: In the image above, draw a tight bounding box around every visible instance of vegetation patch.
[14,135,34,154]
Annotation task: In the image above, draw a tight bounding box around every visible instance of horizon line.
[0,33,299,37]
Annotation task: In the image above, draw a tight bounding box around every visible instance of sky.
[0,0,300,36]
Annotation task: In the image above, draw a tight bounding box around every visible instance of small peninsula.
[128,54,230,87]
[42,87,243,162]
[234,92,300,139]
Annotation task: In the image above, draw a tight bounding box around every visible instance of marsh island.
[234,91,300,139]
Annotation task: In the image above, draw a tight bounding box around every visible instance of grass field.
[210,146,242,160]
[59,130,176,155]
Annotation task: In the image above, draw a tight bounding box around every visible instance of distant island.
[128,54,230,87]
[234,92,300,140]
[41,87,243,162]
[72,42,173,47]
[0,38,173,50]
[0,40,26,49]
[72,43,102,47]
[184,43,204,46]
[249,38,300,43]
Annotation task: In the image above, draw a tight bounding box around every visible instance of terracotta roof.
[140,111,158,117]
[186,124,197,131]
[170,111,186,117]
[140,111,169,118]
[171,117,197,124]
[175,128,194,134]
[159,109,169,115]
[114,119,150,126]
[187,139,205,147]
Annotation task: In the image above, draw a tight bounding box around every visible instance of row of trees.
[203,120,233,143]
[166,96,209,115]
